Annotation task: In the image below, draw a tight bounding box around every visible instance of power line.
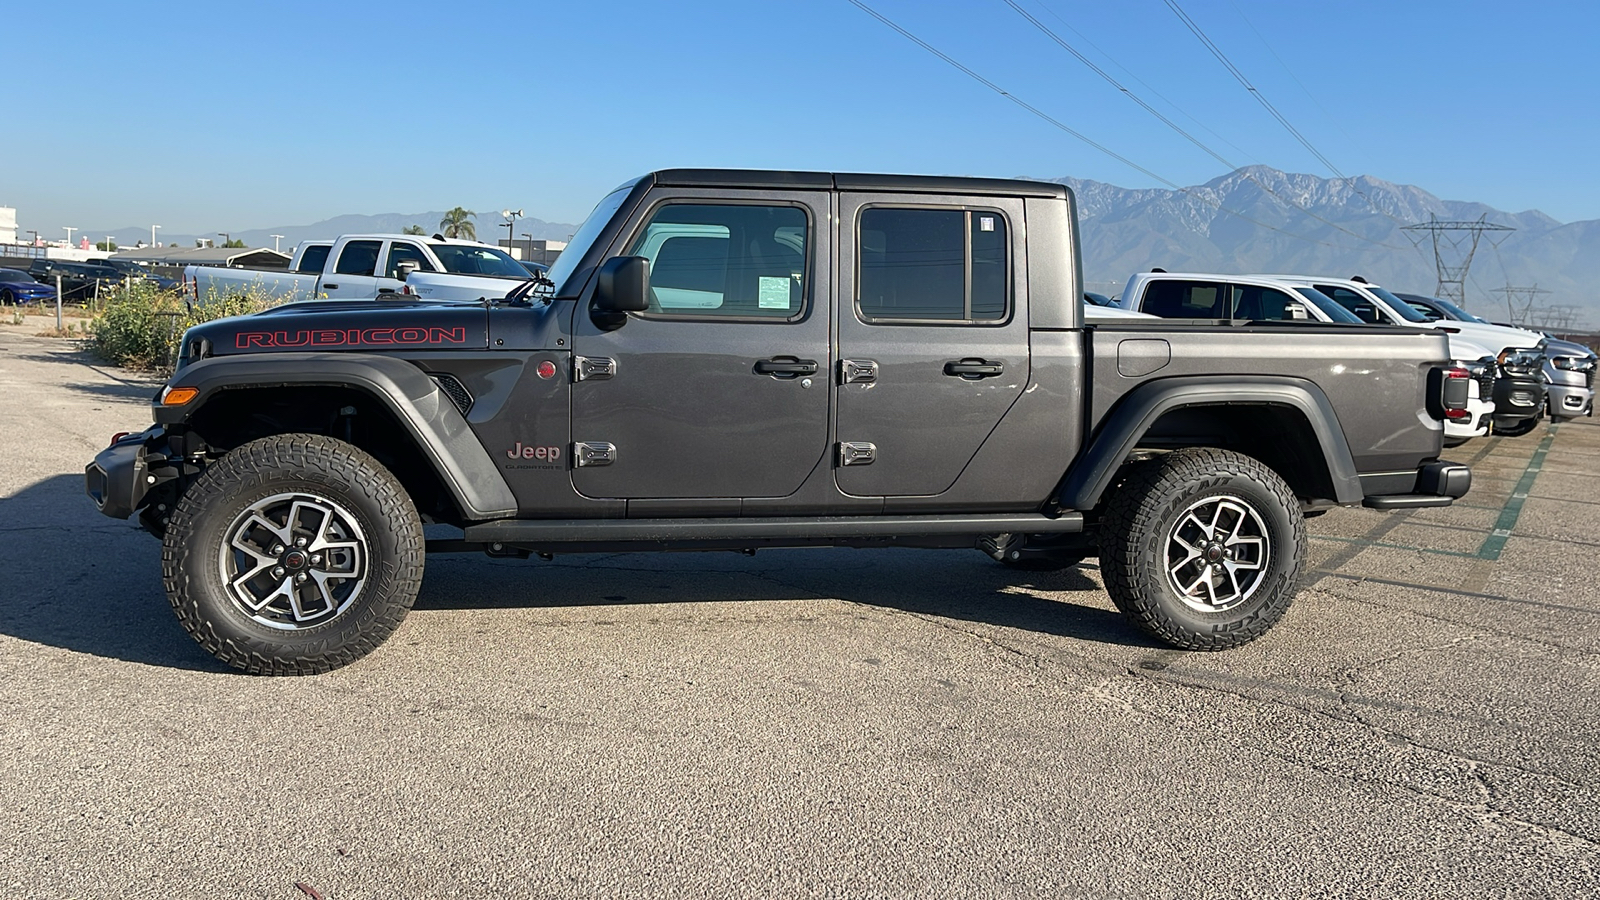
[1159,0,1426,245]
[1001,0,1412,253]
[843,0,1389,252]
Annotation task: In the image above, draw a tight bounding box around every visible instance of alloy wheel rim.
[1164,494,1270,613]
[217,492,368,630]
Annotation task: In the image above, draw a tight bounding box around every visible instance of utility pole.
[501,209,521,251]
[1402,214,1514,310]
[151,224,161,247]
[1495,284,1550,327]
[271,234,285,253]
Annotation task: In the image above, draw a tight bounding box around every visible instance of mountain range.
[90,166,1597,325]
[1054,166,1598,325]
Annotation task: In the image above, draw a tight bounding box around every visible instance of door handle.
[944,359,1004,378]
[323,283,339,290]
[754,356,819,378]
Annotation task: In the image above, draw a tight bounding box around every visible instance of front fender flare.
[156,352,517,520]
[1057,376,1363,511]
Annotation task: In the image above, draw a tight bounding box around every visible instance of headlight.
[1554,357,1596,371]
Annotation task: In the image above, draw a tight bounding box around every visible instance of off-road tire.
[162,433,424,674]
[1100,448,1305,650]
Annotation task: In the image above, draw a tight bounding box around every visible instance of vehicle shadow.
[6,470,1152,671]
[0,473,230,672]
[418,547,1155,649]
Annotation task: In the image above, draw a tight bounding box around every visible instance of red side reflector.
[1445,409,1470,420]
[1446,367,1470,379]
[109,432,130,446]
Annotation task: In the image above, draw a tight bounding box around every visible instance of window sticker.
[978,216,995,232]
[758,276,791,310]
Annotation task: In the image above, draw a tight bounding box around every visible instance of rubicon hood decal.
[191,301,490,354]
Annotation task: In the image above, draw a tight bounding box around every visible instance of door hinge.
[839,358,878,384]
[574,356,616,381]
[572,441,617,467]
[838,441,876,466]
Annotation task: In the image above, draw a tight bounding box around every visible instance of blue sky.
[4,0,1597,237]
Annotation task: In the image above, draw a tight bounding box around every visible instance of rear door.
[835,192,1029,496]
[569,188,831,501]
[320,239,382,298]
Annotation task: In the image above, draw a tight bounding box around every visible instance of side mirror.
[1284,301,1308,320]
[394,260,420,282]
[594,256,651,313]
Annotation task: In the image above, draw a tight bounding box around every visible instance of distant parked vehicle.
[519,259,550,278]
[99,257,180,290]
[186,234,540,303]
[27,259,126,301]
[1396,291,1595,424]
[1083,290,1116,307]
[0,268,57,305]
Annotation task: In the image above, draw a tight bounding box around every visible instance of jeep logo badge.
[507,442,561,462]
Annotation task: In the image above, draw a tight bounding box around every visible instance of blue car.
[0,267,57,305]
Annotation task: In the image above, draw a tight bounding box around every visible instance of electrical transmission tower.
[1495,284,1551,327]
[1402,214,1515,310]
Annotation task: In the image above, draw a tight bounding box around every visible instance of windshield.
[1294,287,1364,324]
[546,186,632,296]
[1430,297,1480,322]
[0,269,30,282]
[1367,286,1429,323]
[427,244,530,278]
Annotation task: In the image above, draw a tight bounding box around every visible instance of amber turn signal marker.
[162,386,199,406]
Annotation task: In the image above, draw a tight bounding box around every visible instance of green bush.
[91,282,281,370]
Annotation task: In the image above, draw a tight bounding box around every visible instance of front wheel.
[0,288,13,305]
[162,434,424,674]
[1100,448,1306,650]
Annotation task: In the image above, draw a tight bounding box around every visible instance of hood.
[1545,337,1596,359]
[1445,335,1494,364]
[1433,320,1542,354]
[183,298,490,359]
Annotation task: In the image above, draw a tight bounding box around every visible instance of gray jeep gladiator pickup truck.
[86,169,1472,674]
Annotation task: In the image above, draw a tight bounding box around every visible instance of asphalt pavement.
[1,326,1597,899]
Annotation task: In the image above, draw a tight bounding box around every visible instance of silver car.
[1543,337,1596,420]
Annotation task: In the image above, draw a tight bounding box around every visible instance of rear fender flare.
[1057,376,1363,510]
[155,352,517,520]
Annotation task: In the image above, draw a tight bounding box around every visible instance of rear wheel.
[1100,448,1305,650]
[162,433,424,674]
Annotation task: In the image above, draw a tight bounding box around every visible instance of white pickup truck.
[184,234,540,303]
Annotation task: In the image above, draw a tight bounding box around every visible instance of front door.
[835,192,1030,497]
[569,189,832,501]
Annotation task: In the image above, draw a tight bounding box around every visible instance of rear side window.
[1140,280,1228,319]
[857,208,1008,322]
[624,203,809,319]
[334,241,381,276]
[296,245,331,273]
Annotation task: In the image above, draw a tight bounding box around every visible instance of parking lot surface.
[2,329,1597,899]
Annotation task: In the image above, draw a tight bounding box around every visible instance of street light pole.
[271,234,285,253]
[501,209,521,252]
[63,226,77,246]
[151,225,161,247]
[217,233,229,248]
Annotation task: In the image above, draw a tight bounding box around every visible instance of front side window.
[386,242,435,278]
[624,203,808,318]
[1318,285,1389,324]
[857,208,1007,322]
[335,240,382,276]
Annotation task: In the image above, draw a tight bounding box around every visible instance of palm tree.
[439,207,477,240]
[402,225,426,235]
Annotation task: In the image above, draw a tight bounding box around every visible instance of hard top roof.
[638,168,1070,199]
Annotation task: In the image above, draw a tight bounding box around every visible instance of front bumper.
[1362,460,1472,510]
[1547,383,1594,419]
[84,427,162,519]
[1491,373,1547,428]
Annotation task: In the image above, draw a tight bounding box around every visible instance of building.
[113,245,291,270]
[498,238,566,267]
[0,207,15,245]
